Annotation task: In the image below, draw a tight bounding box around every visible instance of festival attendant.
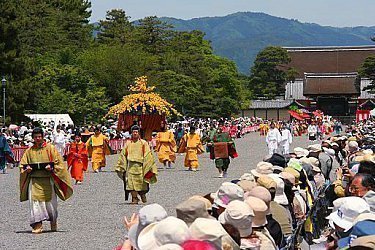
[19,127,73,234]
[67,132,88,184]
[115,125,158,204]
[178,125,204,172]
[86,126,111,173]
[155,121,176,169]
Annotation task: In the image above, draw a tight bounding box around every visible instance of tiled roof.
[249,100,304,109]
[283,46,375,78]
[303,73,360,96]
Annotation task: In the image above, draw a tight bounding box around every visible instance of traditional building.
[284,46,375,117]
[243,100,305,121]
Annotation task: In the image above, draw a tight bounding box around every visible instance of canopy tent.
[25,114,74,127]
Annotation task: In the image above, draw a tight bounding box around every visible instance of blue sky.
[90,0,375,27]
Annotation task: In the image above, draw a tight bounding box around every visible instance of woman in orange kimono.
[67,133,88,184]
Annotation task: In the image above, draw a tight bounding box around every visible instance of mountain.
[160,12,375,74]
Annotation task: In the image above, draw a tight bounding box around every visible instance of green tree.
[27,64,109,124]
[78,45,157,104]
[97,9,133,45]
[1,0,92,122]
[204,55,249,117]
[249,46,292,99]
[135,16,174,54]
[359,56,375,93]
[152,70,200,116]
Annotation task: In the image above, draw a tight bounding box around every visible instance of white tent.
[25,114,74,127]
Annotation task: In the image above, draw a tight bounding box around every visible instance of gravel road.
[0,132,310,249]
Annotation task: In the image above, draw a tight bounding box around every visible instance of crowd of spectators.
[115,119,375,250]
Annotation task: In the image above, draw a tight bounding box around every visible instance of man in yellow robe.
[86,127,111,173]
[155,122,176,168]
[178,126,204,171]
[115,125,158,204]
[19,127,73,234]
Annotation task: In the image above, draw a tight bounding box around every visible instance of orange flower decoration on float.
[107,76,180,117]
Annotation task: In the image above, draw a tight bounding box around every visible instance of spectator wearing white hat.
[248,185,283,248]
[325,197,371,249]
[126,203,168,249]
[268,174,293,237]
[245,196,277,250]
[250,162,273,179]
[308,144,338,181]
[212,182,244,219]
[189,218,240,250]
[218,200,259,249]
[137,216,191,250]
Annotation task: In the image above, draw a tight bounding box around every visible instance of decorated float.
[107,76,179,140]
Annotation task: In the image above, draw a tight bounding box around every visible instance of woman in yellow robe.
[178,126,204,171]
[19,128,73,234]
[86,127,111,173]
[155,124,176,168]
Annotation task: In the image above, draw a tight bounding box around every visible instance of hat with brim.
[213,182,244,208]
[137,222,159,250]
[268,174,289,206]
[251,162,273,177]
[245,196,268,227]
[217,200,254,237]
[350,235,375,249]
[176,199,211,226]
[293,147,309,158]
[283,167,302,185]
[326,210,353,232]
[129,203,168,249]
[308,144,322,153]
[237,180,257,193]
[138,217,191,250]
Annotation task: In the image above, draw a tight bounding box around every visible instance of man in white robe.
[266,123,281,155]
[307,122,318,142]
[53,126,66,156]
[279,124,293,154]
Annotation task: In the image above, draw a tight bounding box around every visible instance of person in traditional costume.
[209,121,238,178]
[67,132,88,184]
[52,125,66,156]
[266,122,281,155]
[86,126,111,173]
[279,123,293,155]
[115,125,158,204]
[178,126,204,171]
[19,127,73,234]
[307,121,318,142]
[155,121,176,168]
[0,130,14,174]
